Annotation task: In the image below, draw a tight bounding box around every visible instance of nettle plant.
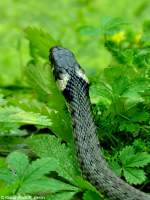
[0,17,150,199]
[89,18,150,187]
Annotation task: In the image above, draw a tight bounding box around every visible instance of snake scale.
[49,46,150,200]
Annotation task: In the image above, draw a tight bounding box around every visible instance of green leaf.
[131,111,149,122]
[100,16,128,34]
[25,27,59,59]
[124,152,150,168]
[78,26,101,36]
[119,146,135,166]
[73,176,98,193]
[0,106,52,126]
[90,81,112,105]
[123,78,149,104]
[119,121,140,133]
[0,94,7,106]
[83,190,102,200]
[19,177,79,194]
[119,146,150,168]
[0,182,21,196]
[0,168,15,184]
[47,191,76,200]
[7,151,29,178]
[25,61,72,142]
[112,77,129,96]
[123,168,146,185]
[27,135,79,183]
[0,125,27,136]
[133,139,147,152]
[2,151,79,195]
[109,160,122,177]
[23,157,61,181]
[0,136,25,156]
[26,62,53,96]
[0,157,6,168]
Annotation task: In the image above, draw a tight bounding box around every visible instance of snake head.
[50,46,78,78]
[49,46,89,91]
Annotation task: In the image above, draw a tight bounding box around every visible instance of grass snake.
[49,46,150,200]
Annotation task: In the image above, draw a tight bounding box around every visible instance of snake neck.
[63,75,150,200]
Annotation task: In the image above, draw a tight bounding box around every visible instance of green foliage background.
[0,0,149,85]
[0,0,150,200]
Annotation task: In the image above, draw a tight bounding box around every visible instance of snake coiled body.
[49,46,150,200]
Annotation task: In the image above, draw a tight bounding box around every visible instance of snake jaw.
[57,73,70,91]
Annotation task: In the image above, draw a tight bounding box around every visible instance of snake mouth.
[49,46,63,79]
[49,46,59,66]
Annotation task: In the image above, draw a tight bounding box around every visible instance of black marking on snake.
[49,46,150,200]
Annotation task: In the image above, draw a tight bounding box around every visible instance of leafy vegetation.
[0,0,150,199]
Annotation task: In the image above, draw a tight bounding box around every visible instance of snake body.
[49,46,150,200]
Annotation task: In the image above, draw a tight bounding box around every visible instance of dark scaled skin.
[49,46,150,200]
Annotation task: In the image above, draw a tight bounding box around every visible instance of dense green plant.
[0,15,150,200]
